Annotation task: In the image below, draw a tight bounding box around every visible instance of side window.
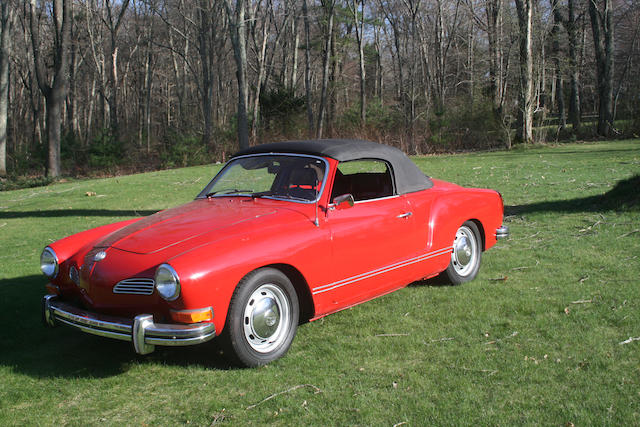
[331,159,394,202]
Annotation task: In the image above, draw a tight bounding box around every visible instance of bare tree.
[551,0,566,130]
[316,0,335,139]
[565,0,581,131]
[302,0,314,136]
[28,0,72,177]
[484,0,505,114]
[588,0,614,136]
[515,0,534,144]
[348,0,366,127]
[0,0,15,176]
[225,0,250,150]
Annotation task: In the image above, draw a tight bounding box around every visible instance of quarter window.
[331,159,394,201]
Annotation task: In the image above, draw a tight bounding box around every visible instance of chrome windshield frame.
[196,153,330,205]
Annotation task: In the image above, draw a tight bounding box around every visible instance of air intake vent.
[114,278,155,295]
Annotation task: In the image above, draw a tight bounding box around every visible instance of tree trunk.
[486,0,503,115]
[290,13,299,92]
[316,0,335,139]
[28,0,72,178]
[199,0,214,148]
[225,0,250,150]
[302,0,314,136]
[551,0,566,129]
[588,0,614,137]
[250,5,271,141]
[349,0,366,127]
[565,0,581,131]
[515,0,534,144]
[0,1,14,176]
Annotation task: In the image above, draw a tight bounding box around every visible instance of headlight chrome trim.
[154,264,181,301]
[40,247,60,279]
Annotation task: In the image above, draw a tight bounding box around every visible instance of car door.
[311,160,420,312]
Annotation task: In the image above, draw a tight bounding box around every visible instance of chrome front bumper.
[42,295,216,355]
[496,225,510,240]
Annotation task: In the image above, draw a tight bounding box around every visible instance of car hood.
[94,198,289,255]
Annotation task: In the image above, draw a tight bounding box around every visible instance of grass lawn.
[1,140,639,425]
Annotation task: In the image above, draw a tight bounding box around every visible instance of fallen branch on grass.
[209,409,226,425]
[579,220,602,232]
[246,384,322,410]
[452,366,499,376]
[618,229,640,238]
[619,337,640,345]
[375,333,409,337]
[485,331,518,345]
[571,299,593,304]
[424,337,455,344]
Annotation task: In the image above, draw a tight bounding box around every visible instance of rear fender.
[427,189,503,259]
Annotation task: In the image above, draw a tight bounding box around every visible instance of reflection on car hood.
[95,199,280,255]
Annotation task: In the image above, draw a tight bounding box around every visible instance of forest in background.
[0,0,638,182]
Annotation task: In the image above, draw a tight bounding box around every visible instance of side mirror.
[331,193,355,210]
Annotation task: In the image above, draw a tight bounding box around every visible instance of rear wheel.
[443,221,482,285]
[221,268,299,367]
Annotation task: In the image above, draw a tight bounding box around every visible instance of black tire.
[443,221,482,285]
[221,267,299,367]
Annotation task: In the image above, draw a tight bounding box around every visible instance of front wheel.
[221,268,299,367]
[443,221,482,285]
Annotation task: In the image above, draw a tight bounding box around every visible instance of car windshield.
[199,155,327,202]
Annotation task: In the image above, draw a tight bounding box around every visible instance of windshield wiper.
[206,189,254,198]
[250,191,312,202]
[249,190,279,199]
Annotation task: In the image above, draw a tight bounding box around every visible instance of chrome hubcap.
[452,226,477,277]
[243,284,290,353]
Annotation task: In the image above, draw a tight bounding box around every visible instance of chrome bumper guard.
[42,295,216,355]
[496,225,510,240]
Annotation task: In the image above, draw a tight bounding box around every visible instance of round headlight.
[155,264,181,301]
[40,247,59,278]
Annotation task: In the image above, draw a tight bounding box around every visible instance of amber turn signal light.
[170,307,213,324]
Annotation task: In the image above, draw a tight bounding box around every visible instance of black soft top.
[233,139,433,194]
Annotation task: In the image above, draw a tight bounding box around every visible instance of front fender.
[165,220,331,335]
[47,218,144,286]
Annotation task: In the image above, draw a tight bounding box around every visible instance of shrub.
[88,129,125,170]
[259,87,306,134]
[160,131,210,168]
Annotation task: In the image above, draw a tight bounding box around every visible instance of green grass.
[1,140,639,425]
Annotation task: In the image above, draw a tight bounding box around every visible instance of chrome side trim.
[496,225,510,239]
[42,296,216,354]
[311,247,452,295]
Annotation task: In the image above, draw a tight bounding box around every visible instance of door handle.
[396,212,413,219]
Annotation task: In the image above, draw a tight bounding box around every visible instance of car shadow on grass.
[0,275,233,378]
[506,174,639,215]
[0,209,158,219]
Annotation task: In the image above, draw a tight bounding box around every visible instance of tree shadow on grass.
[0,275,233,379]
[0,209,158,219]
[506,174,639,215]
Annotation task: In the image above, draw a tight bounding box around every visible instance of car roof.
[232,139,433,194]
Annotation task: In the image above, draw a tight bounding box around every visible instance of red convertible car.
[41,139,508,366]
